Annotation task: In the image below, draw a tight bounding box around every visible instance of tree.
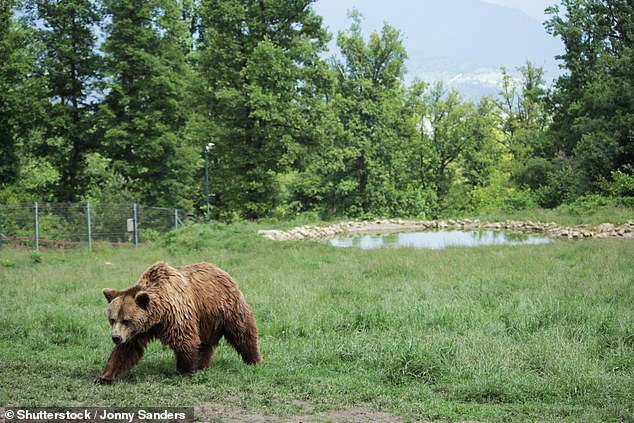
[26,0,102,201]
[497,63,552,191]
[0,0,31,184]
[195,0,332,219]
[498,63,548,159]
[545,0,634,200]
[411,82,498,213]
[321,11,422,217]
[0,0,52,202]
[99,0,198,209]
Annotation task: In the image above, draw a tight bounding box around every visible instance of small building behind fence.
[0,203,183,250]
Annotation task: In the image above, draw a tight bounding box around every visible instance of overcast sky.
[312,0,564,93]
[482,0,558,21]
[314,0,560,27]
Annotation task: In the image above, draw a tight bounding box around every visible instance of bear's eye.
[122,319,132,325]
[109,318,114,325]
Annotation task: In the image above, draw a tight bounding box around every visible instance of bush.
[553,194,634,223]
[605,166,634,199]
[470,168,536,213]
[616,196,634,208]
[501,189,537,211]
[511,157,555,190]
[561,195,614,216]
[535,164,585,208]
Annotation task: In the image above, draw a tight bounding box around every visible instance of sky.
[314,0,560,25]
[482,0,558,21]
[312,0,564,95]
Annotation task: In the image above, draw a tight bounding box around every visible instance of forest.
[1,0,633,220]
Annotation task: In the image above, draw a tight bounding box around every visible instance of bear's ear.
[135,291,151,309]
[103,288,119,303]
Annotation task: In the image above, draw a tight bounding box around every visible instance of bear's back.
[176,262,239,294]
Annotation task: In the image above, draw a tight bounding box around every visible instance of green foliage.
[606,165,634,199]
[551,194,634,221]
[29,251,42,264]
[560,195,615,216]
[26,0,103,201]
[496,62,552,202]
[534,158,586,208]
[194,0,332,219]
[498,63,548,158]
[471,168,538,212]
[500,189,538,211]
[0,0,46,189]
[409,82,500,215]
[0,150,61,204]
[2,0,633,220]
[473,200,634,227]
[99,0,197,211]
[304,11,428,218]
[545,0,634,196]
[81,153,136,204]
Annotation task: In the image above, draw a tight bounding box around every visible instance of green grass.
[1,220,633,422]
[470,199,634,227]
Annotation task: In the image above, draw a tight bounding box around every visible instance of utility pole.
[204,142,214,221]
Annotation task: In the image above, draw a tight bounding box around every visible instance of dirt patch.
[315,408,406,422]
[194,404,409,422]
[195,403,278,422]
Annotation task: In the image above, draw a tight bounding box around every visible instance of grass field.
[1,220,633,422]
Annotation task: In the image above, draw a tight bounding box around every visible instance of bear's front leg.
[174,347,201,376]
[95,336,149,384]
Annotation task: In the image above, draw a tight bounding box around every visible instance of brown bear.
[95,261,261,384]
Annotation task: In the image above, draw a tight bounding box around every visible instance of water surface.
[327,230,553,250]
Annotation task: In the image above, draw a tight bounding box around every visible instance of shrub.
[604,166,634,206]
[501,189,537,211]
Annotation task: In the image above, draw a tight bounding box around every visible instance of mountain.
[314,0,564,99]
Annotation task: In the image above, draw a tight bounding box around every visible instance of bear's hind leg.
[197,332,222,370]
[223,325,261,365]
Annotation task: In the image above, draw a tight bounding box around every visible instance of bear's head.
[102,287,155,345]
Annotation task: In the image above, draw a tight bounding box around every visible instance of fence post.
[86,202,92,250]
[33,201,39,251]
[174,209,178,230]
[133,203,139,247]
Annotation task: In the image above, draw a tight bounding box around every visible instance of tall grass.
[1,221,633,422]
[471,196,634,226]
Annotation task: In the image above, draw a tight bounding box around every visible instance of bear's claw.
[94,375,113,385]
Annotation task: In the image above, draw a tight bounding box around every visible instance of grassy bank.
[469,198,634,227]
[1,220,633,422]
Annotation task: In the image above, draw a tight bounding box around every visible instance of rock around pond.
[326,229,553,250]
[258,219,634,245]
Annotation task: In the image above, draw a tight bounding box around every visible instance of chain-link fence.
[0,203,183,250]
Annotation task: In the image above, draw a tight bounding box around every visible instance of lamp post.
[204,142,214,221]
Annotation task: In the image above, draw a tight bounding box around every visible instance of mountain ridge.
[314,0,564,99]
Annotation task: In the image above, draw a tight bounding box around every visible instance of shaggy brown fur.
[95,262,261,384]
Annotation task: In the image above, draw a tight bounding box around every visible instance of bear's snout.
[111,335,122,345]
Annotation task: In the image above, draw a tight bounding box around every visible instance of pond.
[326,230,553,250]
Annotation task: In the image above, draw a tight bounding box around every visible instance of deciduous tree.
[546,0,634,199]
[326,11,421,216]
[411,82,498,213]
[195,0,332,218]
